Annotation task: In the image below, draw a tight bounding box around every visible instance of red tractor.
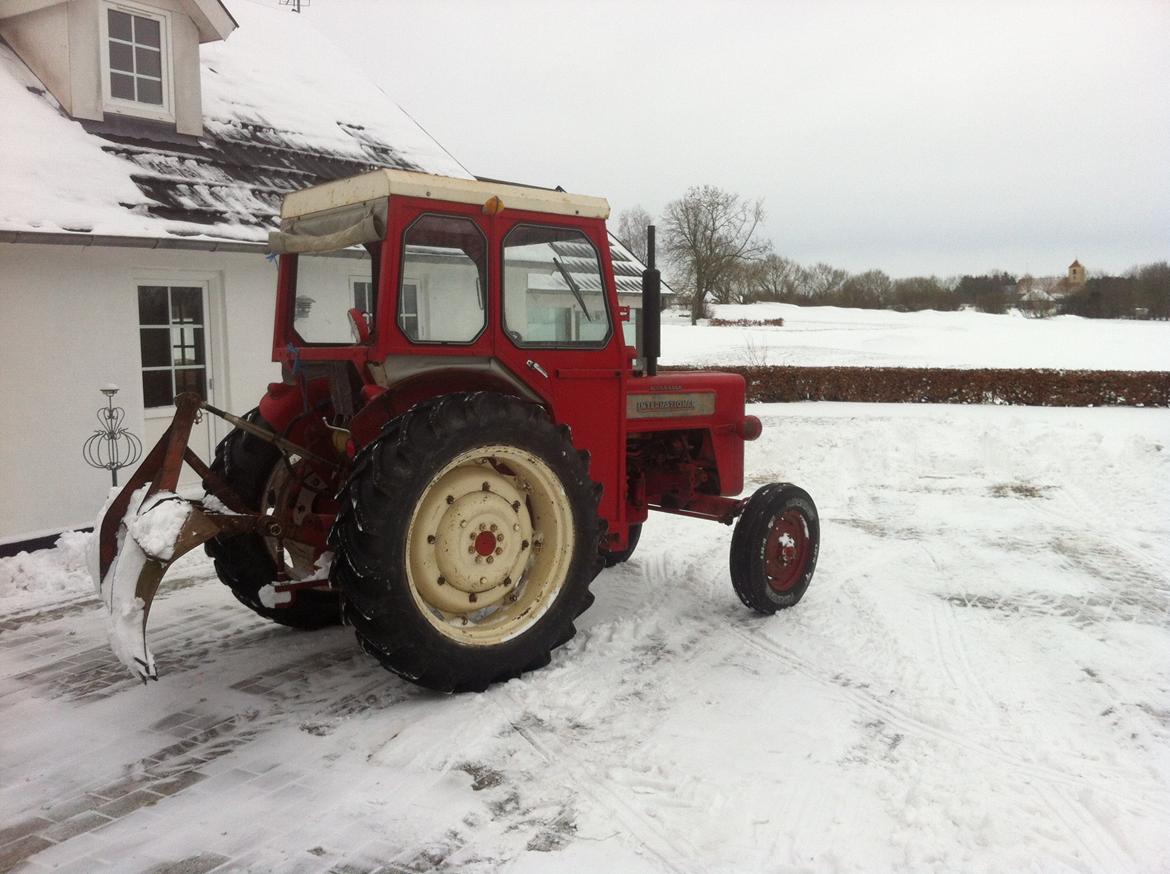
[94,169,819,691]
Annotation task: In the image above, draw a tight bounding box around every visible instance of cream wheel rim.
[405,444,575,645]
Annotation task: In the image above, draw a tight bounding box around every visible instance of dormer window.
[100,1,173,120]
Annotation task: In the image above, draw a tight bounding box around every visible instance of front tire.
[730,483,819,614]
[332,393,601,692]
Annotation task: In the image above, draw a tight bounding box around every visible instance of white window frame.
[99,0,175,122]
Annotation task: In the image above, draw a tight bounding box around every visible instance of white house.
[0,0,662,551]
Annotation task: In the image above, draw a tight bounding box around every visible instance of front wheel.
[729,483,819,614]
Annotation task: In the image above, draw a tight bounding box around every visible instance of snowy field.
[2,402,1169,873]
[663,303,1170,371]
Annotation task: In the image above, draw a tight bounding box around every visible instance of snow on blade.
[91,488,193,681]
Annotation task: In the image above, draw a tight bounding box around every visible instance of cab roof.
[281,168,611,221]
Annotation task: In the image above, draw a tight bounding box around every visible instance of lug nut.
[468,546,475,554]
[486,556,494,564]
[490,523,498,532]
[494,547,503,556]
[479,577,487,585]
[475,555,482,564]
[479,522,486,531]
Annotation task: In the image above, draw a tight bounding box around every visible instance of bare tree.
[807,263,849,300]
[615,205,654,265]
[836,269,891,309]
[661,186,769,324]
[753,254,804,302]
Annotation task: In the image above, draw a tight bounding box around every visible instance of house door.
[137,282,215,484]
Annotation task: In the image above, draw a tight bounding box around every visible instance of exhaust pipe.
[642,224,661,377]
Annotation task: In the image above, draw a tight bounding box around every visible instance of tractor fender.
[350,359,546,449]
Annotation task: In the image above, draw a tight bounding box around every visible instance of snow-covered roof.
[0,0,470,244]
[0,0,672,299]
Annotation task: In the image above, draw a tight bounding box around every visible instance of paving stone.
[150,711,197,732]
[91,774,155,801]
[44,794,109,823]
[142,852,230,874]
[95,789,163,819]
[41,811,114,843]
[0,833,53,873]
[0,818,53,847]
[150,770,208,797]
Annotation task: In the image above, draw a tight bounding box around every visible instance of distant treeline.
[695,256,1170,320]
[615,190,1169,321]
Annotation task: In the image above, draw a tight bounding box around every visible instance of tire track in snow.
[495,694,700,874]
[1033,783,1136,873]
[723,621,1170,819]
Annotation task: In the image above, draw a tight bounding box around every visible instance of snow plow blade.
[91,393,257,681]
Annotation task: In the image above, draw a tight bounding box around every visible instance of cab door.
[491,216,627,531]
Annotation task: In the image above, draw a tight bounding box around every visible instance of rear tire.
[204,410,341,629]
[331,393,601,693]
[730,483,819,615]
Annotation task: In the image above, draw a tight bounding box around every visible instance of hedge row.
[664,366,1170,407]
[708,318,785,327]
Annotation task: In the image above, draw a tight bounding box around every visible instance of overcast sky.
[287,0,1168,278]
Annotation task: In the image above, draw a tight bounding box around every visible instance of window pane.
[142,370,173,408]
[174,368,206,400]
[171,326,204,366]
[110,72,134,101]
[170,287,203,324]
[108,10,132,42]
[503,225,610,346]
[399,215,487,343]
[134,15,161,48]
[140,328,171,367]
[293,250,374,345]
[136,46,161,78]
[109,41,133,74]
[138,286,168,324]
[137,76,163,105]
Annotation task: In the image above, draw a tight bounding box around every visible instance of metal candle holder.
[82,386,143,486]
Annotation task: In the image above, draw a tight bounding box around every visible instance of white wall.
[0,242,280,544]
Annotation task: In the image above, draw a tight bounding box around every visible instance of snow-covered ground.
[3,402,1168,872]
[662,303,1170,371]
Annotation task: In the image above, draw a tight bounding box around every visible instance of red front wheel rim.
[764,510,810,593]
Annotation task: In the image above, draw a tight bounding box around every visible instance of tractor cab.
[91,168,819,692]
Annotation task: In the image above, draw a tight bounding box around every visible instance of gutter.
[0,230,267,253]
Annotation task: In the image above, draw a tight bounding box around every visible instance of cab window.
[292,243,379,345]
[398,214,488,343]
[503,225,611,347]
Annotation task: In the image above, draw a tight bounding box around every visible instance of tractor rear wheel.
[730,483,819,614]
[204,410,341,629]
[331,393,601,693]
